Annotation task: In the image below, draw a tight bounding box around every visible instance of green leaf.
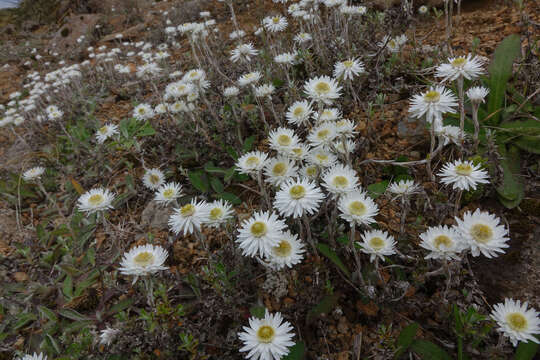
[367,180,389,199]
[135,121,156,137]
[249,306,266,319]
[63,275,73,299]
[38,306,58,323]
[410,340,452,360]
[45,333,62,354]
[218,192,242,205]
[486,34,521,125]
[243,135,256,152]
[108,298,134,315]
[204,162,227,174]
[74,269,99,297]
[188,171,209,193]
[13,313,37,330]
[307,294,339,322]
[514,340,539,360]
[317,243,351,277]
[210,177,224,194]
[395,323,419,359]
[283,342,306,360]
[58,309,91,321]
[496,145,524,208]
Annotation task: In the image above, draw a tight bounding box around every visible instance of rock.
[141,201,172,230]
[49,14,102,51]
[397,116,426,139]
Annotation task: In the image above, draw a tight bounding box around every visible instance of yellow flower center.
[245,156,260,167]
[293,107,305,117]
[315,154,328,162]
[306,166,318,177]
[99,126,108,134]
[317,129,330,140]
[149,174,160,184]
[506,313,528,332]
[315,81,330,94]
[250,221,267,237]
[455,163,473,176]
[388,40,397,48]
[210,207,223,220]
[272,17,280,24]
[180,203,195,217]
[163,188,175,199]
[470,224,493,244]
[433,235,452,249]
[273,240,292,258]
[332,175,348,188]
[189,71,197,78]
[133,251,155,267]
[138,108,146,114]
[257,325,275,343]
[348,201,366,216]
[292,147,303,156]
[369,237,385,250]
[451,57,467,68]
[289,185,306,199]
[277,134,291,146]
[272,162,287,176]
[343,60,353,68]
[88,194,104,206]
[424,90,441,103]
[322,110,332,117]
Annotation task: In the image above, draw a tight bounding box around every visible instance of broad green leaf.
[58,309,91,321]
[367,180,389,199]
[317,243,351,277]
[486,34,521,125]
[135,121,156,137]
[283,342,306,360]
[243,135,256,152]
[13,313,37,330]
[63,275,73,299]
[108,298,134,315]
[74,269,100,297]
[395,323,419,359]
[307,294,339,322]
[188,171,209,193]
[514,339,539,360]
[204,162,227,174]
[249,306,266,319]
[218,192,242,205]
[38,306,58,323]
[410,340,452,360]
[45,333,61,354]
[496,145,524,208]
[210,177,224,194]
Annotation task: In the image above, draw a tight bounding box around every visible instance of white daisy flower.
[238,309,295,360]
[268,127,300,154]
[264,157,299,186]
[142,168,165,190]
[338,191,379,226]
[224,86,240,97]
[322,163,359,196]
[96,124,119,144]
[23,166,45,182]
[237,151,269,176]
[164,81,194,99]
[333,58,365,81]
[358,230,397,262]
[154,182,182,205]
[236,211,287,257]
[255,83,276,98]
[307,122,337,148]
[317,108,341,122]
[274,52,296,65]
[334,118,356,137]
[238,71,263,87]
[304,76,342,105]
[154,103,168,114]
[99,327,120,346]
[268,231,306,269]
[274,178,325,218]
[438,160,489,191]
[294,32,312,43]
[205,199,234,228]
[455,209,510,258]
[230,43,259,63]
[263,15,288,32]
[409,85,458,124]
[307,149,337,168]
[435,54,485,82]
[435,125,465,146]
[77,188,114,214]
[333,139,357,155]
[419,225,466,261]
[490,298,540,347]
[17,353,47,360]
[133,103,155,121]
[118,244,168,282]
[418,5,428,14]
[285,143,311,161]
[183,68,206,83]
[387,180,422,197]
[229,29,246,40]
[168,199,210,236]
[286,100,313,126]
[466,86,489,104]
